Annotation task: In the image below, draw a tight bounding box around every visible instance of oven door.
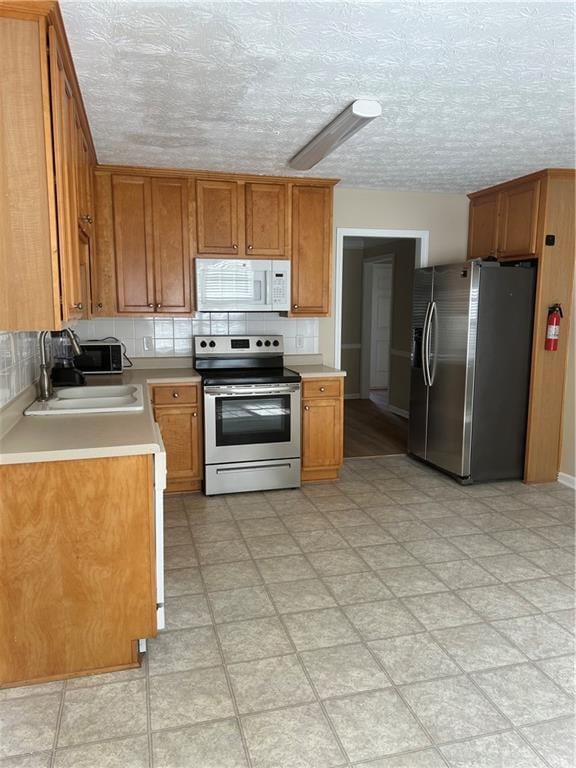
[204,383,301,464]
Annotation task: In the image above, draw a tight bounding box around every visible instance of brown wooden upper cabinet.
[0,7,96,331]
[245,182,287,256]
[291,185,333,315]
[196,179,288,258]
[111,175,192,314]
[468,178,541,260]
[196,180,239,255]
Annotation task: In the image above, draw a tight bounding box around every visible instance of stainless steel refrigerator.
[409,260,536,483]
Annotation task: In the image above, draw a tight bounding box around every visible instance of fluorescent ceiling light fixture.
[289,99,382,171]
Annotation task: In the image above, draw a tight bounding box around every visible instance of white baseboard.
[388,404,409,418]
[557,472,576,489]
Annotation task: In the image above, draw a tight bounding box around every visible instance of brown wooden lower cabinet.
[152,384,203,492]
[301,377,344,481]
[0,455,156,687]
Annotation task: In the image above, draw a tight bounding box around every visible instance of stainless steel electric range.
[194,335,302,495]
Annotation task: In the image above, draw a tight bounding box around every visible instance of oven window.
[215,395,291,446]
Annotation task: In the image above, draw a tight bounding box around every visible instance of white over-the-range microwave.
[195,258,290,312]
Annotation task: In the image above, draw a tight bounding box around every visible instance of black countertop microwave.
[75,341,123,374]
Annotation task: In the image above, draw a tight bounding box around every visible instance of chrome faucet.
[38,328,83,401]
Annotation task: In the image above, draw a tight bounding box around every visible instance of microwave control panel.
[271,260,291,310]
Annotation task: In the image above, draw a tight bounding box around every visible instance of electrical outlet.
[296,335,304,349]
[143,336,154,352]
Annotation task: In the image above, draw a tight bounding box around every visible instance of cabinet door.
[291,185,332,315]
[468,193,500,260]
[112,175,155,313]
[245,183,287,256]
[49,27,83,321]
[498,180,541,258]
[196,180,239,254]
[154,406,202,492]
[302,397,343,470]
[152,178,192,313]
[76,121,93,238]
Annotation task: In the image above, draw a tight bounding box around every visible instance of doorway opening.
[334,228,429,458]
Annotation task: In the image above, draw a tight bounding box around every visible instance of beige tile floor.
[1,456,575,768]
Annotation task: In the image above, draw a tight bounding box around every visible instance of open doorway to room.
[334,229,429,458]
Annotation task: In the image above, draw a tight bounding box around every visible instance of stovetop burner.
[194,335,301,386]
[200,367,301,387]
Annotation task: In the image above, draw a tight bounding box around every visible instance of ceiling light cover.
[289,99,382,171]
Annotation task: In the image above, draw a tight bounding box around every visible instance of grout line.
[186,506,256,768]
[48,678,67,767]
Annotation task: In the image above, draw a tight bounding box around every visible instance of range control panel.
[194,335,284,356]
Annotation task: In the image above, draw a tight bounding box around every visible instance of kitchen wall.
[0,331,40,408]
[73,313,319,358]
[319,187,470,366]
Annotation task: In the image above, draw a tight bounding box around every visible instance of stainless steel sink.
[25,384,144,415]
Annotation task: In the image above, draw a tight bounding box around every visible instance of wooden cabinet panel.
[112,175,155,313]
[291,185,332,315]
[0,15,59,331]
[76,119,93,238]
[91,172,116,315]
[302,378,342,399]
[245,182,287,256]
[196,179,239,254]
[302,396,343,479]
[152,384,199,406]
[468,193,500,260]
[49,26,84,321]
[151,178,191,313]
[0,455,156,686]
[154,405,202,492]
[498,180,541,258]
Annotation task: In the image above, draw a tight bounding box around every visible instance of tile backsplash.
[73,313,319,358]
[0,332,40,408]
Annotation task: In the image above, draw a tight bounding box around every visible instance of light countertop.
[0,364,345,466]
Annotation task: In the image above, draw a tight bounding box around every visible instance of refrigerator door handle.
[422,301,432,386]
[428,301,438,386]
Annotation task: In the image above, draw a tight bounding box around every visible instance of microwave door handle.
[264,271,271,308]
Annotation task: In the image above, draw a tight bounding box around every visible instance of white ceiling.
[59,0,575,192]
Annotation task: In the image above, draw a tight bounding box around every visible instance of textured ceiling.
[59,0,575,192]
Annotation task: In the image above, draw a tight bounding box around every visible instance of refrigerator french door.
[409,260,536,482]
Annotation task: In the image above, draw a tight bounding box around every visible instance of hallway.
[344,391,409,458]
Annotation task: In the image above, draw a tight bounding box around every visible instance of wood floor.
[344,392,408,457]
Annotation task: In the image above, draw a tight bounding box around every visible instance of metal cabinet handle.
[293,304,299,309]
[73,302,83,310]
[172,392,180,399]
[304,405,310,411]
[233,244,238,249]
[97,302,103,309]
[247,245,253,250]
[156,303,162,309]
[148,303,154,308]
[192,412,197,417]
[319,387,325,392]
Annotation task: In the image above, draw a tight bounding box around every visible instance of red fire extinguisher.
[545,304,563,351]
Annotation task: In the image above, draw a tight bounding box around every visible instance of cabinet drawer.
[302,378,342,399]
[152,384,199,406]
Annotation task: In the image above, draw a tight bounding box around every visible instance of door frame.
[334,228,429,368]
